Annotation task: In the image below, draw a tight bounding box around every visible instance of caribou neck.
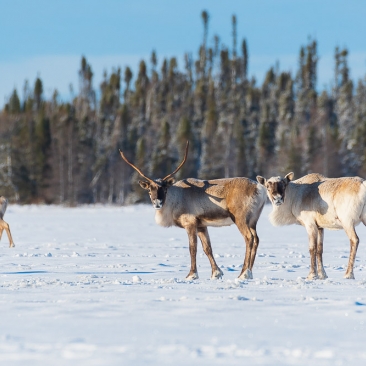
[154,188,176,228]
[269,183,297,227]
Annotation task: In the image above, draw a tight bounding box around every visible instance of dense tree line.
[2,12,366,204]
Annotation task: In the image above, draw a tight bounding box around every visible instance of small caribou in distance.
[0,196,15,248]
[257,172,366,280]
[120,142,267,280]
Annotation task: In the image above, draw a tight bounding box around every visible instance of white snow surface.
[1,204,366,365]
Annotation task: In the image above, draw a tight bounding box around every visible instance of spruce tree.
[7,89,21,114]
[34,77,43,111]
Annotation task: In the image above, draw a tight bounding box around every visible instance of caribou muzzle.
[153,199,163,210]
[273,195,284,206]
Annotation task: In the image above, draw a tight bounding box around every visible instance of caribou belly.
[316,214,344,230]
[201,217,234,227]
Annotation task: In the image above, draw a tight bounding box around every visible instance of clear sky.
[1,0,366,104]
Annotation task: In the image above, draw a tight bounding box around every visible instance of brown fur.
[0,196,14,248]
[257,173,366,280]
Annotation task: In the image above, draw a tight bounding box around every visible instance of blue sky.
[1,0,366,104]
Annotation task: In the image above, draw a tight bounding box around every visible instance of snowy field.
[0,204,365,365]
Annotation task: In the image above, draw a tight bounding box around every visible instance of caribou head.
[256,172,294,206]
[120,142,189,210]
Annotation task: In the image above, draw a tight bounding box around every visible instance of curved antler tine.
[119,150,154,183]
[163,141,189,181]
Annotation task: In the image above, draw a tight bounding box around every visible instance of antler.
[163,141,189,181]
[119,150,154,184]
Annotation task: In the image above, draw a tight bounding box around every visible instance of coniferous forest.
[1,12,366,204]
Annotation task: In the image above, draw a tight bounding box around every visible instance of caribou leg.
[0,219,14,248]
[248,225,259,272]
[344,226,359,279]
[305,224,319,280]
[316,228,327,279]
[197,227,223,279]
[237,223,254,280]
[184,224,199,280]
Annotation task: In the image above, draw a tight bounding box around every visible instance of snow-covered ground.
[0,204,365,365]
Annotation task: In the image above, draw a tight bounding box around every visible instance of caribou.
[257,172,366,280]
[120,142,267,280]
[0,196,14,248]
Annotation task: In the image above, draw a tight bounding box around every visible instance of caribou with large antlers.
[120,142,267,280]
[257,172,366,280]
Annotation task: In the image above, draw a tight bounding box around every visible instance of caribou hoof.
[306,272,318,280]
[9,243,15,248]
[211,268,224,280]
[344,272,355,279]
[318,270,328,280]
[238,269,253,280]
[186,272,199,280]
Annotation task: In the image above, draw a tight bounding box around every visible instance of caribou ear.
[256,176,266,186]
[139,180,150,190]
[284,172,294,183]
[165,177,175,187]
